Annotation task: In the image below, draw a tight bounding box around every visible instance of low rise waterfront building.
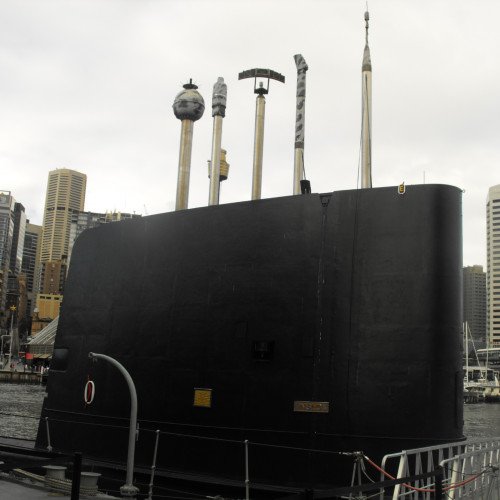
[35,294,62,321]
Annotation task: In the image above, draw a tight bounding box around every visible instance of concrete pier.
[0,371,43,384]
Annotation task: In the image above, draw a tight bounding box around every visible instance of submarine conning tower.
[173,79,205,211]
[35,11,463,492]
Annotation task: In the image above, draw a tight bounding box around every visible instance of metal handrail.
[379,439,500,499]
[88,352,139,498]
[440,443,500,499]
[37,406,500,500]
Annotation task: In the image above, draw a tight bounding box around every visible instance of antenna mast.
[172,80,205,210]
[361,9,373,189]
[208,77,227,206]
[239,68,285,200]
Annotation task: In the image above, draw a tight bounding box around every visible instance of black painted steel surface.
[36,184,463,489]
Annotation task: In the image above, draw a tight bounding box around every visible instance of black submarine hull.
[36,184,463,489]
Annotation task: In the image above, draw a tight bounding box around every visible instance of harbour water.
[0,383,499,442]
[462,402,500,438]
[0,383,45,440]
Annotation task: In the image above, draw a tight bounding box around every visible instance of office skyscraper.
[0,191,15,322]
[68,210,141,264]
[487,184,500,347]
[7,202,27,292]
[37,169,86,320]
[41,168,87,262]
[463,265,486,348]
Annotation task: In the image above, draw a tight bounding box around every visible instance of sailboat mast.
[465,322,469,382]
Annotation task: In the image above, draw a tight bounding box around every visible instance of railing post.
[88,352,139,498]
[146,430,160,500]
[434,466,443,500]
[71,452,82,500]
[45,416,52,452]
[245,439,250,500]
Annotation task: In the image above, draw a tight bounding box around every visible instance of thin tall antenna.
[360,9,373,189]
[365,5,369,44]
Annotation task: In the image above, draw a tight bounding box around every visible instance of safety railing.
[441,443,500,499]
[5,409,500,500]
[376,438,500,499]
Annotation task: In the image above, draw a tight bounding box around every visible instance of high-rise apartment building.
[21,222,42,316]
[41,168,87,262]
[486,184,500,347]
[463,265,486,348]
[68,210,141,264]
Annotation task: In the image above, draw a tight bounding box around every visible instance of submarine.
[35,11,463,495]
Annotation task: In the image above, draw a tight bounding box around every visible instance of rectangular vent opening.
[252,340,275,361]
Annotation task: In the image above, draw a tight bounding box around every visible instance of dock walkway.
[0,475,118,498]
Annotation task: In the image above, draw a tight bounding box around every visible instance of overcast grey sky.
[1,0,498,268]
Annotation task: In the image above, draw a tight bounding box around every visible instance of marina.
[463,326,500,404]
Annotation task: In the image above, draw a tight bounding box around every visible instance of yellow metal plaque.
[193,388,212,408]
[293,401,330,413]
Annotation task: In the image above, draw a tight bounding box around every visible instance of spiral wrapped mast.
[293,54,308,195]
[208,77,228,206]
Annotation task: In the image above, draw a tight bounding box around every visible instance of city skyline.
[2,0,499,268]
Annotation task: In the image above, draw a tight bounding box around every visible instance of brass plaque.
[193,388,212,408]
[293,401,330,413]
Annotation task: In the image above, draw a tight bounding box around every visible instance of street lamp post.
[1,335,11,368]
[8,305,16,368]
